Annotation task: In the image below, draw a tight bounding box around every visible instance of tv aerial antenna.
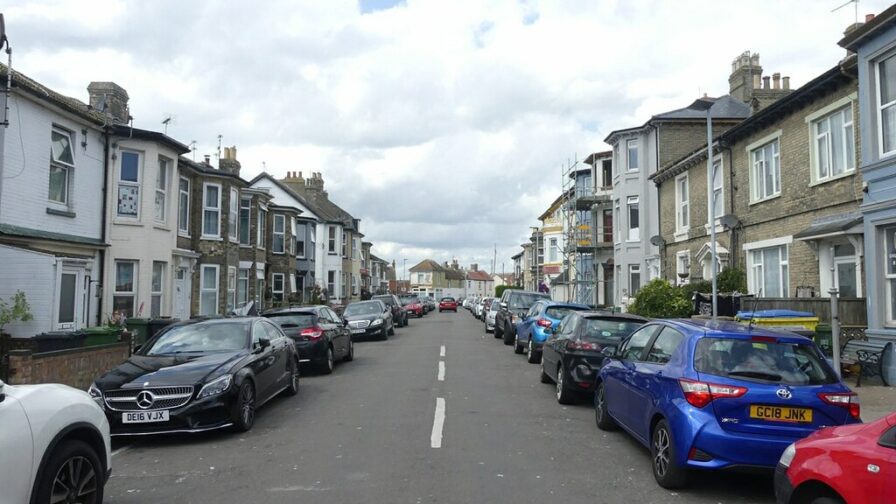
[161,114,176,134]
[832,0,859,24]
[189,140,197,161]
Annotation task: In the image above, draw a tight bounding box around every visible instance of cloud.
[3,0,891,272]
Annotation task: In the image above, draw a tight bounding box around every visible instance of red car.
[775,411,896,504]
[402,298,425,317]
[439,297,457,312]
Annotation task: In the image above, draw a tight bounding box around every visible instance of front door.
[835,260,858,298]
[173,267,191,320]
[56,266,85,330]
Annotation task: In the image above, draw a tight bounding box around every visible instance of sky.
[2,0,890,277]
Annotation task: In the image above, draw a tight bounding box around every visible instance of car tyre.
[526,339,539,364]
[35,440,104,504]
[320,346,335,375]
[651,419,688,489]
[513,335,525,354]
[594,382,616,430]
[502,325,514,346]
[284,358,300,396]
[343,339,354,362]
[556,363,575,404]
[540,357,552,384]
[388,322,395,336]
[494,322,503,340]
[808,497,845,504]
[231,381,256,432]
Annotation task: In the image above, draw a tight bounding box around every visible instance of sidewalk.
[851,382,896,422]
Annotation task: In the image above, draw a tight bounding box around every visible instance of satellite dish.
[720,214,740,229]
[649,235,665,247]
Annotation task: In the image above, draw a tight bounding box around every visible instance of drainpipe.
[96,127,111,326]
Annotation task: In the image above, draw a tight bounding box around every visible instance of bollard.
[829,287,841,377]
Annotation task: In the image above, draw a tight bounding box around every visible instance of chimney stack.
[782,76,790,90]
[204,155,211,165]
[753,74,761,89]
[281,170,306,195]
[762,76,771,89]
[728,51,763,103]
[471,263,478,271]
[772,73,781,90]
[866,13,875,22]
[219,145,241,176]
[87,82,130,124]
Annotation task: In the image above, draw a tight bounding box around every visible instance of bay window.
[199,265,219,315]
[202,183,221,238]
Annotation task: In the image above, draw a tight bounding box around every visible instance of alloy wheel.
[240,384,255,427]
[556,366,564,400]
[50,456,97,504]
[653,426,671,478]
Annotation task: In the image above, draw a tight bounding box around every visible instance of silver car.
[484,298,500,332]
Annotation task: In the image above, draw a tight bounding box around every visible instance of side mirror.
[133,344,143,353]
[601,346,618,359]
[257,338,271,350]
[342,319,349,326]
[500,302,508,309]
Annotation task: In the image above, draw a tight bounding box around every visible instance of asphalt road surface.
[105,310,775,504]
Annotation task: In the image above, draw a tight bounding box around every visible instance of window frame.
[747,133,782,204]
[626,138,639,172]
[708,156,724,226]
[199,264,220,316]
[113,260,138,317]
[237,268,249,308]
[228,188,239,241]
[628,264,641,296]
[257,207,267,250]
[328,226,337,254]
[807,99,856,184]
[155,157,170,224]
[327,270,336,296]
[48,127,76,207]
[613,199,621,244]
[876,53,896,158]
[675,173,689,234]
[745,237,792,298]
[178,177,190,236]
[239,197,251,245]
[117,150,142,219]
[626,195,640,242]
[676,251,690,285]
[201,182,222,239]
[272,214,286,254]
[296,222,306,259]
[883,224,896,327]
[548,237,558,263]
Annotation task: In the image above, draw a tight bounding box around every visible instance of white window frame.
[151,261,165,318]
[328,226,337,254]
[342,231,347,258]
[272,214,286,254]
[228,188,239,241]
[48,127,75,207]
[117,150,142,219]
[290,217,297,256]
[626,138,639,172]
[155,157,170,224]
[675,173,689,235]
[883,224,896,326]
[676,251,690,285]
[199,264,220,316]
[327,270,336,296]
[296,222,306,259]
[227,266,236,313]
[201,182,222,238]
[744,236,792,298]
[613,199,621,244]
[239,198,251,246]
[876,53,896,158]
[708,156,724,228]
[806,97,856,184]
[257,208,267,250]
[628,264,641,295]
[747,131,782,204]
[352,274,358,296]
[237,268,249,307]
[178,177,190,236]
[113,260,138,317]
[626,196,640,242]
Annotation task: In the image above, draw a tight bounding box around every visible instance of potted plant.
[0,290,33,336]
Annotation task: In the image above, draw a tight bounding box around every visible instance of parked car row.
[482,293,891,502]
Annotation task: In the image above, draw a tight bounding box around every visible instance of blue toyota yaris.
[514,300,590,363]
[594,319,860,489]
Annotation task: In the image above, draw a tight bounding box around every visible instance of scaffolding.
[560,155,595,305]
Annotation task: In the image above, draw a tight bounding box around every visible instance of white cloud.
[3,0,889,271]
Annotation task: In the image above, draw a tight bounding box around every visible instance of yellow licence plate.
[750,405,813,423]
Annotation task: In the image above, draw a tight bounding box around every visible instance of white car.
[0,379,111,504]
[484,299,500,332]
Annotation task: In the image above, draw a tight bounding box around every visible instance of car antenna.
[747,289,761,331]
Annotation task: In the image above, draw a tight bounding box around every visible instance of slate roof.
[113,125,191,154]
[650,95,751,121]
[840,4,896,50]
[1,64,107,126]
[0,224,107,247]
[466,270,492,281]
[248,173,323,221]
[179,156,248,183]
[250,173,358,229]
[409,259,444,272]
[793,212,863,240]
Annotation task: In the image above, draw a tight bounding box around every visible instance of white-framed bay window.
[548,237,558,263]
[709,158,724,225]
[327,270,336,297]
[748,132,781,203]
[239,198,251,245]
[675,173,689,234]
[628,264,641,295]
[626,138,639,171]
[745,237,791,298]
[117,151,142,219]
[228,188,239,241]
[151,261,165,318]
[237,268,249,307]
[199,264,219,315]
[113,260,138,317]
[257,208,267,249]
[155,157,170,223]
[809,99,855,183]
[884,225,896,326]
[297,222,306,258]
[626,196,640,242]
[202,183,222,238]
[178,177,190,235]
[876,52,896,157]
[48,127,75,206]
[273,214,286,253]
[227,266,236,313]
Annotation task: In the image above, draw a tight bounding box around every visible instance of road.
[105,310,775,504]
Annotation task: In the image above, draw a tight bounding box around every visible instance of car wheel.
[343,339,354,362]
[808,497,845,504]
[594,382,616,430]
[556,363,575,404]
[540,356,552,384]
[388,322,395,336]
[494,322,503,339]
[284,358,300,396]
[35,440,104,504]
[502,325,514,345]
[527,339,539,364]
[651,419,688,489]
[231,381,256,432]
[320,347,335,375]
[513,335,524,354]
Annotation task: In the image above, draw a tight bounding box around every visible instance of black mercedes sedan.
[263,305,353,374]
[89,317,299,436]
[539,311,647,404]
[343,300,394,340]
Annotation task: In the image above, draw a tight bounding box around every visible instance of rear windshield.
[695,337,838,386]
[440,297,455,302]
[582,318,644,342]
[509,293,550,310]
[373,296,395,306]
[400,297,420,306]
[265,313,316,329]
[545,306,587,320]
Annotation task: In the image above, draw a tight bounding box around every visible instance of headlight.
[197,374,233,399]
[778,443,797,468]
[371,318,383,326]
[88,383,104,409]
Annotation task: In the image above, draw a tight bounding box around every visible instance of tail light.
[536,318,552,328]
[679,379,747,408]
[567,339,599,351]
[300,327,324,340]
[818,392,860,419]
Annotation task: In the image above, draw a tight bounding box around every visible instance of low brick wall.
[7,342,131,390]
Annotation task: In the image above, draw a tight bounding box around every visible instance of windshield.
[143,323,248,355]
[373,296,394,306]
[545,306,587,320]
[400,297,420,306]
[265,313,316,329]
[509,293,550,310]
[582,318,645,342]
[440,297,455,302]
[694,337,838,386]
[345,302,383,316]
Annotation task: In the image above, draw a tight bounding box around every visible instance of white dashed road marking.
[438,361,445,381]
[431,397,446,448]
[440,345,445,357]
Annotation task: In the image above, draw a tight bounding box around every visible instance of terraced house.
[653,55,862,299]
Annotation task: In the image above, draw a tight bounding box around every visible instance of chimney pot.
[204,155,211,164]
[753,74,761,89]
[763,76,771,89]
[866,13,875,22]
[772,73,781,89]
[87,81,130,124]
[782,76,790,90]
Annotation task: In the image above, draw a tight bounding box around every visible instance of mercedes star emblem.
[136,390,155,409]
[776,388,792,400]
